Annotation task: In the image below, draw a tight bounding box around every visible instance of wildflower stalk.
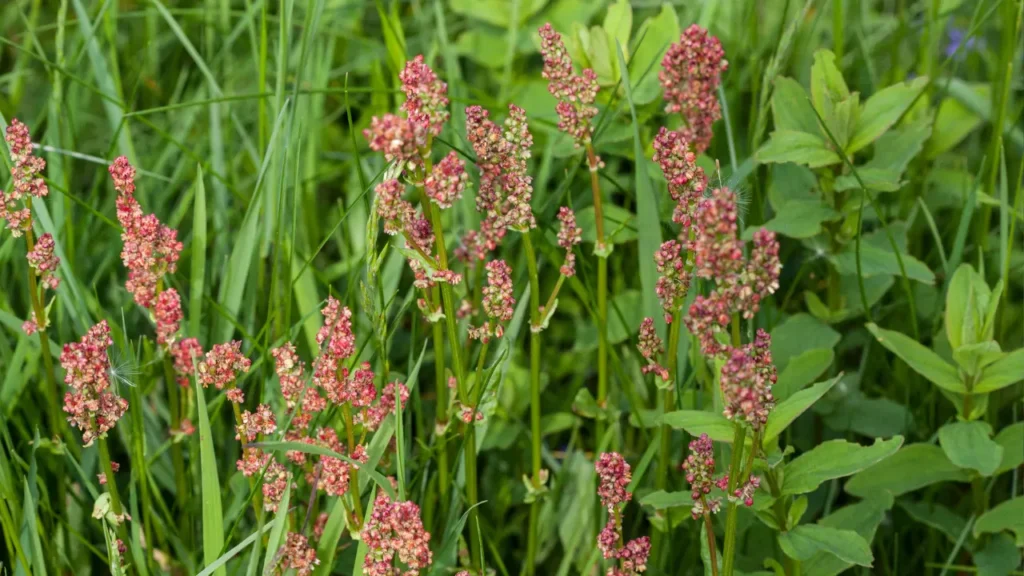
[703,509,719,576]
[432,316,450,514]
[22,213,63,442]
[586,143,610,447]
[425,202,481,570]
[721,423,748,576]
[162,355,188,530]
[657,311,683,490]
[342,403,364,528]
[97,436,129,542]
[521,231,543,575]
[230,396,265,518]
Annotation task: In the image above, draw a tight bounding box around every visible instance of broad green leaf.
[640,490,693,510]
[756,130,841,168]
[938,421,1002,476]
[833,168,903,192]
[832,243,935,284]
[196,387,225,576]
[662,410,735,443]
[778,525,873,567]
[454,29,507,69]
[771,77,820,135]
[771,314,841,370]
[847,76,928,154]
[845,444,971,498]
[994,422,1024,475]
[975,348,1024,393]
[865,324,965,393]
[774,348,835,401]
[602,0,631,62]
[573,388,605,420]
[926,91,986,158]
[973,497,1024,546]
[763,376,841,444]
[828,94,860,151]
[898,501,969,548]
[744,201,840,239]
[952,341,1004,377]
[973,534,1020,576]
[628,5,679,104]
[587,27,615,85]
[842,114,933,183]
[809,50,850,117]
[820,391,912,439]
[803,496,893,576]
[782,436,903,495]
[576,204,636,244]
[945,264,986,349]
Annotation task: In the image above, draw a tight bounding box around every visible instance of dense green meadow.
[0,0,1022,574]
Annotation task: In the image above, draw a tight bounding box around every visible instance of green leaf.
[745,201,840,240]
[628,5,679,105]
[938,421,1003,477]
[771,77,820,135]
[835,115,933,193]
[782,436,903,495]
[576,204,636,244]
[640,490,693,510]
[196,387,225,576]
[617,38,663,334]
[262,480,292,576]
[662,410,735,443]
[973,497,1024,546]
[898,501,969,548]
[847,76,928,154]
[865,323,965,393]
[994,422,1024,476]
[190,166,207,337]
[763,376,841,444]
[975,348,1024,393]
[756,130,841,168]
[945,264,986,349]
[845,443,971,498]
[809,50,850,117]
[973,534,1020,576]
[195,524,275,576]
[602,0,631,62]
[771,314,841,370]
[952,341,1004,377]
[774,348,835,401]
[832,243,935,284]
[778,525,873,567]
[926,91,985,158]
[587,27,616,85]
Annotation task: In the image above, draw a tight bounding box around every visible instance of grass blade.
[196,384,225,576]
[191,165,208,338]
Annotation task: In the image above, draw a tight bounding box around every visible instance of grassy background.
[0,0,1022,574]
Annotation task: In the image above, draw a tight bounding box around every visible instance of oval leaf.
[866,323,965,393]
[938,421,1003,476]
[782,436,904,495]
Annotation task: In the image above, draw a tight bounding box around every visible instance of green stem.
[342,403,364,529]
[586,144,609,450]
[703,507,720,576]
[97,436,129,542]
[432,310,450,516]
[23,220,64,445]
[231,397,265,519]
[832,0,844,62]
[721,424,748,576]
[163,356,189,534]
[522,232,543,576]
[657,313,683,490]
[538,274,566,322]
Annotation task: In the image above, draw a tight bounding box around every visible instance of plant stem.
[657,313,683,490]
[703,508,720,576]
[23,217,63,445]
[231,396,265,519]
[538,274,566,321]
[97,436,129,542]
[432,311,450,516]
[586,144,609,449]
[425,200,479,569]
[721,423,748,576]
[342,403,364,529]
[832,0,844,62]
[163,356,189,533]
[521,231,543,576]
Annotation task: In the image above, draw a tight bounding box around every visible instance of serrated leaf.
[778,525,873,567]
[845,444,971,498]
[782,436,904,495]
[865,323,964,393]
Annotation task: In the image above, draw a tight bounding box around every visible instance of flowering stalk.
[3,121,64,444]
[595,453,651,576]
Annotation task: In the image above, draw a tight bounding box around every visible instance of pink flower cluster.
[110,156,183,309]
[60,321,128,446]
[271,343,306,408]
[23,232,61,334]
[467,104,535,233]
[277,532,319,576]
[365,55,448,169]
[197,341,251,403]
[595,453,650,576]
[659,25,728,154]
[652,126,707,231]
[685,188,781,358]
[170,337,203,387]
[682,434,722,519]
[362,491,433,575]
[2,119,48,236]
[469,259,515,343]
[720,330,777,429]
[557,206,582,276]
[423,151,467,209]
[400,54,450,138]
[636,318,669,382]
[654,240,689,323]
[538,23,600,150]
[154,288,182,346]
